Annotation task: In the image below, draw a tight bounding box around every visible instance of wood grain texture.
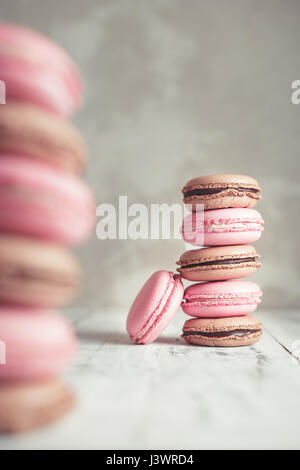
[0,309,299,450]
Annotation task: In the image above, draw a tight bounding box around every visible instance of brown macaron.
[0,103,87,174]
[177,245,261,281]
[0,380,75,434]
[182,315,263,347]
[182,174,261,210]
[0,235,80,307]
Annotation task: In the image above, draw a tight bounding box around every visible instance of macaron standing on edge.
[127,271,184,344]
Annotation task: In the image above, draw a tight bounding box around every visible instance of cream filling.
[204,222,262,232]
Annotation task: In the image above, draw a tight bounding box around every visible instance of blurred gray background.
[2,0,300,309]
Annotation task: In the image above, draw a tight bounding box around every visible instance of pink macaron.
[182,280,262,318]
[0,155,95,245]
[182,208,264,246]
[0,23,81,117]
[127,271,184,344]
[0,308,77,381]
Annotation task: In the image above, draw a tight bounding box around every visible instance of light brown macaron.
[177,245,261,281]
[0,235,80,307]
[0,380,75,434]
[182,174,261,210]
[0,103,87,174]
[182,315,263,347]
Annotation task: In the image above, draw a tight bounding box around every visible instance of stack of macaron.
[127,174,264,348]
[0,23,95,433]
[178,174,264,347]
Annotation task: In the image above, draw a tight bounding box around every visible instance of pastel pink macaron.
[0,155,95,245]
[182,280,262,318]
[0,308,77,381]
[127,271,184,344]
[0,23,82,117]
[182,208,264,246]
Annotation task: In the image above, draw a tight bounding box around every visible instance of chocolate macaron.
[0,103,87,174]
[177,245,261,281]
[182,316,263,347]
[0,235,80,307]
[0,380,75,433]
[182,174,261,210]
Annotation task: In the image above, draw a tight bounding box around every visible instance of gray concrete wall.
[2,0,300,309]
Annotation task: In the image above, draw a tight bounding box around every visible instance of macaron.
[0,379,75,433]
[0,23,82,117]
[177,245,261,281]
[0,235,80,307]
[182,174,261,210]
[127,271,184,344]
[0,155,95,245]
[181,280,262,317]
[182,208,264,246]
[0,103,87,174]
[182,315,263,347]
[0,308,77,381]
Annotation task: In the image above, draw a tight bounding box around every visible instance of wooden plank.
[262,310,300,363]
[0,310,299,450]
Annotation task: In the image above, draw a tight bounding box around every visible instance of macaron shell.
[182,280,262,318]
[182,208,264,246]
[127,271,184,344]
[0,308,77,381]
[0,23,81,117]
[182,315,263,347]
[0,103,87,174]
[0,156,95,245]
[0,380,75,433]
[0,235,80,307]
[142,275,184,344]
[183,174,260,189]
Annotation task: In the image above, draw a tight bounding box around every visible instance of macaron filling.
[133,273,175,343]
[181,256,258,269]
[179,255,261,272]
[182,219,264,234]
[182,328,261,338]
[183,289,262,307]
[183,187,260,198]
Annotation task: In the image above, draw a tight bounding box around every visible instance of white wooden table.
[0,309,299,450]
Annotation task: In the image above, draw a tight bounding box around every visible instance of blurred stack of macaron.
[178,174,264,347]
[0,23,95,433]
